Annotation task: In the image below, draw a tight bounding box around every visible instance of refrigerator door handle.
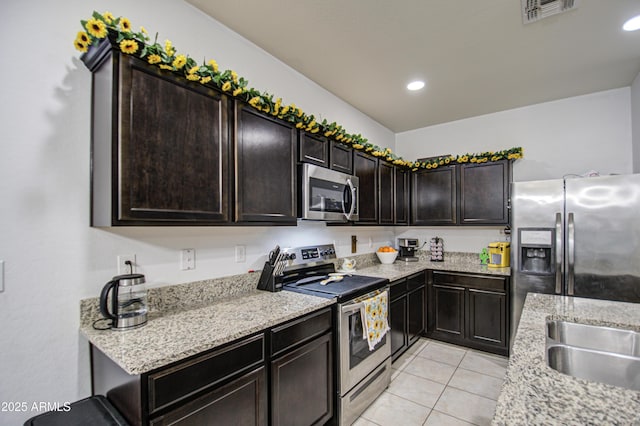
[555,212,563,294]
[567,212,575,296]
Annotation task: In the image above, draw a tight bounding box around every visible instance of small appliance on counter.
[488,241,510,268]
[430,237,444,262]
[99,272,148,330]
[398,238,420,262]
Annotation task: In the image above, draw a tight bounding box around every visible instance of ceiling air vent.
[521,0,577,24]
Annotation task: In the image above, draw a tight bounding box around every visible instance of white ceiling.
[185,0,640,133]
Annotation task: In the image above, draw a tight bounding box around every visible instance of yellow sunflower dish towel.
[360,290,390,351]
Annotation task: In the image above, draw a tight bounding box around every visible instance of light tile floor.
[354,338,509,426]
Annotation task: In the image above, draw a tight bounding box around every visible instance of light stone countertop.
[79,251,506,377]
[492,293,640,425]
[80,290,334,375]
[355,252,510,282]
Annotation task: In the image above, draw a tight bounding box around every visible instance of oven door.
[301,163,359,222]
[338,288,391,395]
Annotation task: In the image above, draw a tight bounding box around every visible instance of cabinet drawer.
[407,272,426,291]
[433,272,506,292]
[270,308,332,357]
[147,334,264,414]
[389,279,408,299]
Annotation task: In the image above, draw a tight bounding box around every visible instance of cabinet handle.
[468,288,504,296]
[433,284,465,291]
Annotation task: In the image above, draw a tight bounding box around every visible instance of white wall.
[396,88,633,182]
[0,1,394,423]
[632,72,640,173]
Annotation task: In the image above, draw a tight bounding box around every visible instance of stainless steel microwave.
[300,163,359,222]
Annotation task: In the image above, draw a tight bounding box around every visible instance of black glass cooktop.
[283,274,388,302]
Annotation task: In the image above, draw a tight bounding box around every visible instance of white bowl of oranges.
[376,246,398,264]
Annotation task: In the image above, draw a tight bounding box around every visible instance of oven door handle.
[341,303,363,314]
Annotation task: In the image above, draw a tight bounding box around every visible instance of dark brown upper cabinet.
[379,161,394,225]
[84,45,230,226]
[329,141,353,174]
[234,102,297,224]
[394,167,410,225]
[378,161,409,226]
[458,160,510,225]
[298,132,329,167]
[411,160,511,226]
[411,166,457,226]
[353,151,378,224]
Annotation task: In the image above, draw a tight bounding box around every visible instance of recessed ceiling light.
[623,14,640,31]
[407,80,425,91]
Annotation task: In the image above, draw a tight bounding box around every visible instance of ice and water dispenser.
[518,228,555,274]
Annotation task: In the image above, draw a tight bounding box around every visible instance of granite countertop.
[355,253,510,282]
[492,293,640,425]
[80,289,334,375]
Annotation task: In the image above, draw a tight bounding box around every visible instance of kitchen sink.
[547,344,640,390]
[546,320,640,356]
[546,320,640,391]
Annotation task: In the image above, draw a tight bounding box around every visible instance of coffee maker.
[100,273,148,330]
[397,238,420,262]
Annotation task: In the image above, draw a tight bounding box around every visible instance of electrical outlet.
[235,245,246,263]
[117,254,136,275]
[181,249,195,270]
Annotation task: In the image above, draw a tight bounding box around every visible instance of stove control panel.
[283,244,337,266]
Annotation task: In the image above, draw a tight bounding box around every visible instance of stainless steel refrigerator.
[510,174,640,340]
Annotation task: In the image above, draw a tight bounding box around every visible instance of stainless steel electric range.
[276,244,391,426]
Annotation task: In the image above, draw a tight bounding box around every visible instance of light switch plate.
[235,245,246,263]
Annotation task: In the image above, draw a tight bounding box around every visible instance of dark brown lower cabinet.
[91,307,335,425]
[269,307,333,426]
[427,271,509,356]
[389,271,426,361]
[271,333,333,426]
[150,367,266,426]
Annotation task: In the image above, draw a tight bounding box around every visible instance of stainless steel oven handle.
[343,178,356,221]
[341,303,362,314]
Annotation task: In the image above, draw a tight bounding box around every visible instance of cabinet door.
[109,55,230,224]
[299,132,329,167]
[431,284,465,338]
[150,367,267,426]
[407,287,425,345]
[234,103,297,223]
[459,160,510,225]
[467,289,507,348]
[329,141,353,174]
[411,166,457,225]
[378,161,394,224]
[390,295,408,361]
[271,333,333,426]
[394,167,410,225]
[353,151,378,224]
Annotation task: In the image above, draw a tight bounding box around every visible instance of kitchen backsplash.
[81,250,482,327]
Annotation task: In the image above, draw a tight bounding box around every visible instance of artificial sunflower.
[208,59,219,73]
[147,54,161,65]
[119,39,138,55]
[85,18,107,39]
[200,76,212,84]
[120,17,132,32]
[221,81,232,92]
[74,39,88,52]
[102,11,114,24]
[172,54,187,69]
[76,31,90,44]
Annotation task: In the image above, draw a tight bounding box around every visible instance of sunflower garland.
[74,11,523,170]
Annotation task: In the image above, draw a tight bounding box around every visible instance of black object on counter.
[23,395,129,426]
